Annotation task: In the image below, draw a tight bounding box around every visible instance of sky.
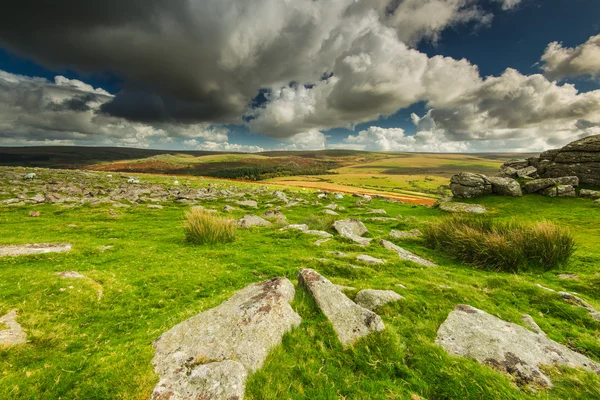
[0,0,599,153]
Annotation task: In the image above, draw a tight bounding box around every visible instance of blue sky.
[0,0,598,152]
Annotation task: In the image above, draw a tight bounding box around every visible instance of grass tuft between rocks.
[183,208,237,245]
[423,215,576,272]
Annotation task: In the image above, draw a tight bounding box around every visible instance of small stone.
[147,205,163,209]
[390,229,422,239]
[236,200,258,208]
[236,215,272,228]
[29,211,40,217]
[439,201,487,214]
[222,205,236,212]
[379,240,436,267]
[558,274,579,280]
[56,271,86,279]
[369,209,387,215]
[280,224,308,232]
[322,209,339,216]
[355,289,404,311]
[356,254,385,264]
[521,314,545,336]
[0,310,27,347]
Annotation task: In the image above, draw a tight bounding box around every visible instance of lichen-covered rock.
[439,201,487,214]
[580,189,600,198]
[355,289,404,311]
[389,229,422,239]
[262,210,287,224]
[0,243,72,258]
[379,240,436,267]
[152,278,301,400]
[559,292,600,322]
[501,159,530,170]
[236,214,272,228]
[280,224,308,232]
[516,166,538,178]
[298,268,384,347]
[332,219,372,245]
[543,185,576,197]
[0,310,27,347]
[450,172,492,199]
[436,304,600,388]
[488,177,522,197]
[523,176,579,194]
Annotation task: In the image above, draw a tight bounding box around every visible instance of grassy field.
[1,170,600,399]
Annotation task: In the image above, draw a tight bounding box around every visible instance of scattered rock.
[147,205,164,209]
[29,211,41,217]
[0,310,27,347]
[356,255,385,265]
[543,184,576,197]
[535,284,556,292]
[0,243,72,258]
[236,215,272,228]
[298,268,384,347]
[516,166,538,178]
[306,230,333,238]
[379,240,436,267]
[236,200,258,208]
[523,176,579,194]
[262,210,287,223]
[488,177,522,197]
[56,271,86,279]
[332,219,372,245]
[152,278,301,400]
[559,292,600,322]
[558,273,579,280]
[324,203,338,210]
[436,304,600,388]
[222,205,236,212]
[390,229,422,239]
[355,289,404,311]
[280,224,308,232]
[580,189,600,198]
[439,201,487,214]
[322,209,339,216]
[368,209,387,215]
[450,172,492,199]
[328,251,349,258]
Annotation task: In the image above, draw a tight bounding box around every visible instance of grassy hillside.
[1,167,599,399]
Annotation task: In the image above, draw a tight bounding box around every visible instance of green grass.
[423,215,576,272]
[0,170,599,399]
[183,208,236,245]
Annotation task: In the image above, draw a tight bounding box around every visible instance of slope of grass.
[0,172,599,399]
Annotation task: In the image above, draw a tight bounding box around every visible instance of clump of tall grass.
[183,208,236,245]
[301,215,337,231]
[423,216,575,272]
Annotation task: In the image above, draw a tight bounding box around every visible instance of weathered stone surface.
[368,209,387,215]
[152,278,301,400]
[439,201,487,214]
[56,271,86,279]
[236,215,272,228]
[502,159,530,170]
[523,176,579,194]
[379,240,436,267]
[543,184,576,198]
[332,219,372,245]
[496,166,518,178]
[488,177,522,197]
[356,254,385,264]
[390,229,422,239]
[0,310,27,347]
[558,273,579,279]
[236,200,258,208]
[298,268,384,347]
[521,314,545,336]
[516,166,537,178]
[355,289,404,311]
[531,135,600,186]
[147,204,164,209]
[306,230,333,238]
[436,304,600,388]
[222,205,236,212]
[0,243,72,257]
[450,172,492,199]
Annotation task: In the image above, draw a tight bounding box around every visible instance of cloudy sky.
[0,0,599,153]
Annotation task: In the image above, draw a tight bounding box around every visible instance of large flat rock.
[379,240,436,267]
[152,278,301,400]
[0,310,27,347]
[332,219,372,245]
[436,304,600,388]
[298,268,384,347]
[0,243,72,257]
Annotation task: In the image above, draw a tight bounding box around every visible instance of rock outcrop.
[298,268,384,347]
[236,214,272,228]
[523,176,579,194]
[152,278,301,400]
[532,134,600,186]
[436,304,600,388]
[355,289,404,311]
[450,172,492,199]
[487,177,522,197]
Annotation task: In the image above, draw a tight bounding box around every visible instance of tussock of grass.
[183,208,236,245]
[424,216,575,272]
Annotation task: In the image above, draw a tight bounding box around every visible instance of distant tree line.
[207,166,335,181]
